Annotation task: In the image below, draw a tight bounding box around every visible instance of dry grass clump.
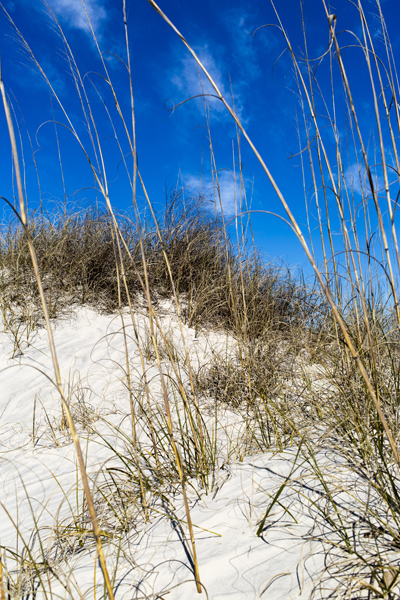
[0,194,319,346]
[309,298,400,445]
[194,347,279,410]
[0,208,116,318]
[0,206,140,315]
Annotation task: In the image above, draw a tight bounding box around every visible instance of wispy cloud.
[345,162,365,197]
[223,9,261,80]
[166,8,269,127]
[345,161,387,199]
[46,0,107,34]
[169,44,245,123]
[184,170,252,217]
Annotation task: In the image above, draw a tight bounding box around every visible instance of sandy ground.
[0,304,398,599]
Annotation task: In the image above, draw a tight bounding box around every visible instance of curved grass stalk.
[0,547,5,600]
[145,0,400,467]
[1,6,203,588]
[322,2,400,327]
[0,62,115,600]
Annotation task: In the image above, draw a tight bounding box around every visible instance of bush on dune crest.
[0,194,320,341]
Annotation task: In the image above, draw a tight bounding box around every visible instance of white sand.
[0,305,398,598]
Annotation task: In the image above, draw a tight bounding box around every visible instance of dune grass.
[1,0,400,597]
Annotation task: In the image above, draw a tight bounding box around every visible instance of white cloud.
[184,170,252,218]
[345,162,365,196]
[46,0,107,34]
[169,44,245,123]
[345,161,385,198]
[223,10,261,80]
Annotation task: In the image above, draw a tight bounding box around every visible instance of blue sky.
[1,0,400,277]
